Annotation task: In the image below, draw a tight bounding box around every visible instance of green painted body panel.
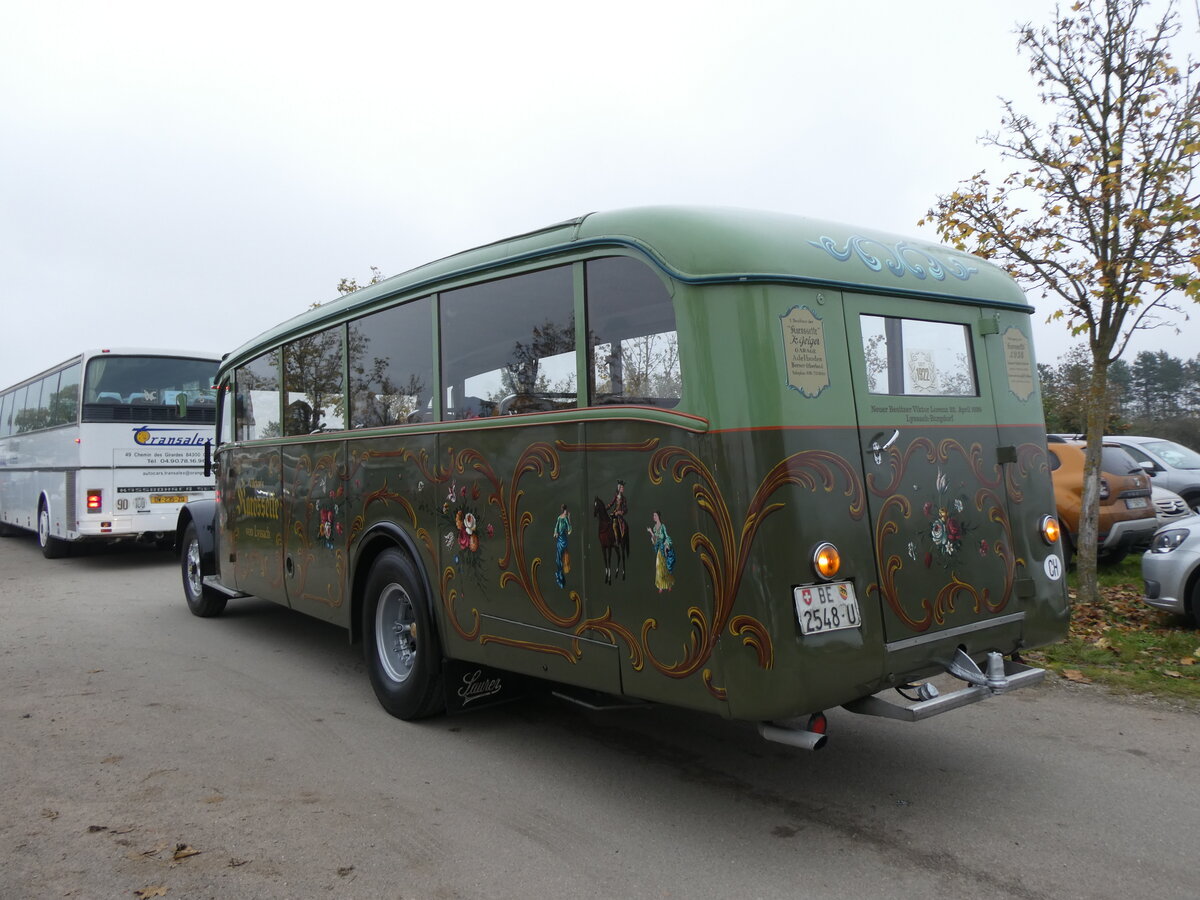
[208,207,1067,722]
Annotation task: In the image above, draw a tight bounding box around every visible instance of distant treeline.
[1039,349,1200,448]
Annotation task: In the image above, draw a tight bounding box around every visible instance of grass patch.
[1023,556,1200,704]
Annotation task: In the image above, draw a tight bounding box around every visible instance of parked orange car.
[1047,437,1157,564]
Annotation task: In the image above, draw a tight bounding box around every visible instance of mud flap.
[442,659,529,714]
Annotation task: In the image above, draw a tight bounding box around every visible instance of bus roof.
[2,348,223,394]
[224,206,1029,371]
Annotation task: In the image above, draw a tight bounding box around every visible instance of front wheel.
[181,522,227,617]
[38,504,69,559]
[363,548,444,720]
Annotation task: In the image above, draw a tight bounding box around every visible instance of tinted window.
[235,353,281,441]
[861,315,978,397]
[441,267,576,418]
[1101,445,1143,475]
[0,392,10,437]
[586,256,681,407]
[51,364,81,426]
[7,386,28,435]
[349,298,434,427]
[284,326,345,435]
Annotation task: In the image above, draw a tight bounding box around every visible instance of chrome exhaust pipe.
[757,721,828,751]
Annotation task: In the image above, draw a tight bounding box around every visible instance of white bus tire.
[38,502,69,559]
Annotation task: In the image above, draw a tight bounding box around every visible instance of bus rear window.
[860,315,978,397]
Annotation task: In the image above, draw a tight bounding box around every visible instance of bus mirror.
[204,439,212,478]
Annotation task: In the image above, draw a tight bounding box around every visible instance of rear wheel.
[38,503,69,559]
[181,522,227,617]
[1189,578,1200,630]
[363,548,444,720]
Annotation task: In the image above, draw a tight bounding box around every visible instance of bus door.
[222,360,285,601]
[842,294,1020,647]
[219,444,284,601]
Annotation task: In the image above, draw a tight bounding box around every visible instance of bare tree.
[923,0,1200,604]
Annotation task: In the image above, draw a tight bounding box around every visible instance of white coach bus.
[0,348,220,558]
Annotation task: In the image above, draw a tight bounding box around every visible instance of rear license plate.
[794,581,861,635]
[1126,497,1149,509]
[150,494,187,504]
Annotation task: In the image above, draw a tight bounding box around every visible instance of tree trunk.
[1077,360,1110,607]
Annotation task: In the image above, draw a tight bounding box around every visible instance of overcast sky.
[2,0,1196,390]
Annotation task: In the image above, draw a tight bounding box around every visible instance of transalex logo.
[132,427,208,447]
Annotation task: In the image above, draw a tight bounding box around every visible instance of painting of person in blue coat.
[553,504,572,588]
[647,510,675,593]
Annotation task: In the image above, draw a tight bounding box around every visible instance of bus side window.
[283,325,345,435]
[235,352,280,441]
[440,267,576,419]
[349,297,434,428]
[51,364,81,426]
[586,257,681,408]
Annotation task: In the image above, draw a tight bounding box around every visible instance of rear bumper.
[1101,517,1159,553]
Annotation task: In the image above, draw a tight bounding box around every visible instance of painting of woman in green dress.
[553,504,572,588]
[647,510,674,593]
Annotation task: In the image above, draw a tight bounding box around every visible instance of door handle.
[869,429,900,465]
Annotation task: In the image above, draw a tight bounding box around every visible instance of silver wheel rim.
[38,507,50,547]
[375,581,417,684]
[186,538,203,598]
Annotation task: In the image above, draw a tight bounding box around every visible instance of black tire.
[362,548,444,720]
[1189,578,1200,631]
[181,521,227,617]
[38,503,69,559]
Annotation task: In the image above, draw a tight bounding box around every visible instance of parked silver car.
[1142,514,1200,627]
[1105,436,1200,512]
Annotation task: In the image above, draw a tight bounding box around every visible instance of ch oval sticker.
[1044,554,1063,582]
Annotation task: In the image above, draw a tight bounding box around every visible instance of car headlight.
[1149,528,1190,553]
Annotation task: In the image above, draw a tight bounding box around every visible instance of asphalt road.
[1,533,1197,900]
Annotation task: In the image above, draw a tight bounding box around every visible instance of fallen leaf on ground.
[1162,670,1182,678]
[1062,669,1092,684]
[1180,658,1195,666]
[228,858,249,868]
[173,843,201,861]
[134,886,168,899]
[338,866,355,877]
[41,809,58,820]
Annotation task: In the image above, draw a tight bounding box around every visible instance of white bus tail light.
[86,490,102,511]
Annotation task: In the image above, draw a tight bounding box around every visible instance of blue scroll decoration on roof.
[809,236,978,282]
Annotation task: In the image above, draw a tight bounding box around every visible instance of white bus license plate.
[794,581,861,635]
[1126,497,1149,509]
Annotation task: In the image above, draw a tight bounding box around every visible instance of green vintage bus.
[178,207,1068,749]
